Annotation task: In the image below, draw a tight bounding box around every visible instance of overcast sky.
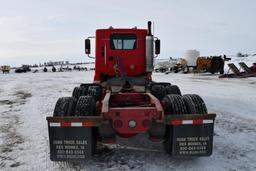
[0,0,256,66]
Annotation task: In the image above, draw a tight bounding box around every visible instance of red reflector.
[149,136,161,142]
[171,119,182,125]
[82,122,94,127]
[193,119,203,124]
[61,122,71,127]
[103,139,116,144]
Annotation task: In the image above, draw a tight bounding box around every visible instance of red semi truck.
[47,21,216,161]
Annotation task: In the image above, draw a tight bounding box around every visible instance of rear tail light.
[113,120,123,129]
[142,119,151,128]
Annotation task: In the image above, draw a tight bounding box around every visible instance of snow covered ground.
[0,59,256,171]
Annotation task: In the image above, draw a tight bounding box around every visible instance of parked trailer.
[47,21,216,161]
[219,62,256,78]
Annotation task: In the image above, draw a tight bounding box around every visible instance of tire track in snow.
[0,90,31,169]
[212,110,256,171]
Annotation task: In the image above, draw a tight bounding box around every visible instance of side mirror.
[85,39,91,54]
[155,39,160,55]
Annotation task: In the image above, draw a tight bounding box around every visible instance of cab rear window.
[110,34,137,50]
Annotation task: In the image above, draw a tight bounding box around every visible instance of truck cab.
[86,22,160,82]
[95,29,148,81]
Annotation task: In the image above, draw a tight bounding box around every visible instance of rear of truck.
[47,89,216,161]
[46,21,216,161]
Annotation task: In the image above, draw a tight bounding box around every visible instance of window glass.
[110,34,137,50]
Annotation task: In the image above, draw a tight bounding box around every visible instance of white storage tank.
[184,50,200,67]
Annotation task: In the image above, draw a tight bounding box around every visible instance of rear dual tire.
[162,95,187,115]
[53,95,97,156]
[87,86,102,102]
[54,96,97,117]
[166,85,181,96]
[162,95,187,154]
[162,94,208,154]
[73,85,102,102]
[150,84,181,101]
[53,97,77,117]
[72,86,87,100]
[150,85,166,100]
[75,96,96,116]
[182,94,207,114]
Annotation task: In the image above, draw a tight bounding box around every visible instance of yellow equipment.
[0,65,11,74]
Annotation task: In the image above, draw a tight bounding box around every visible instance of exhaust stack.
[145,21,154,72]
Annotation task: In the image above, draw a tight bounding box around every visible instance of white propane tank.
[184,50,200,67]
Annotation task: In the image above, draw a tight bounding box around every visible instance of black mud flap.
[172,123,214,156]
[48,126,95,161]
[46,116,103,161]
[165,114,216,157]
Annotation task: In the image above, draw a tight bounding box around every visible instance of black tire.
[182,94,207,114]
[52,67,56,72]
[148,82,171,90]
[74,95,97,156]
[182,66,189,73]
[53,97,77,117]
[182,95,197,114]
[80,84,91,93]
[72,86,87,100]
[160,68,166,73]
[72,87,80,99]
[162,94,187,154]
[166,85,181,95]
[157,82,171,87]
[150,84,166,101]
[87,85,102,101]
[75,96,96,116]
[162,94,187,115]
